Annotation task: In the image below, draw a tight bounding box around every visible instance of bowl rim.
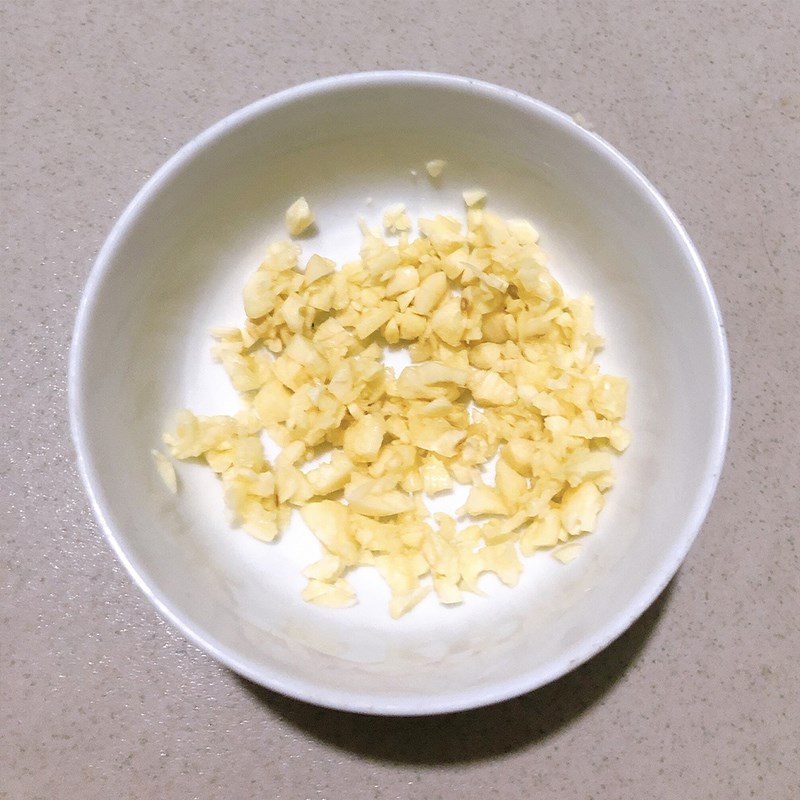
[69,70,732,716]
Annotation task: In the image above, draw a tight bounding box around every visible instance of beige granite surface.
[2,1,799,797]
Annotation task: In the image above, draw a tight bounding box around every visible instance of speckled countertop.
[2,1,799,798]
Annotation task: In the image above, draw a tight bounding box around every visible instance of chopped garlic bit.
[425,159,446,178]
[462,188,486,207]
[164,197,629,618]
[151,449,177,493]
[553,543,582,564]
[285,197,315,236]
[302,577,357,608]
[389,585,431,619]
[382,203,412,234]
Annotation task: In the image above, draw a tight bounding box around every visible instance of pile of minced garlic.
[156,190,629,618]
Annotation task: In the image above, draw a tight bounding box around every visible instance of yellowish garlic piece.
[420,455,453,495]
[344,478,415,517]
[389,585,431,619]
[382,203,413,234]
[553,543,582,564]
[520,510,562,555]
[302,555,345,581]
[302,578,357,608]
[300,501,359,562]
[306,452,354,495]
[425,159,446,178]
[343,414,386,462]
[285,196,315,236]
[385,266,420,297]
[463,483,508,516]
[462,188,486,207]
[151,449,177,493]
[559,482,604,536]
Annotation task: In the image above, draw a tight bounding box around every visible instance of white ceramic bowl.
[70,72,730,715]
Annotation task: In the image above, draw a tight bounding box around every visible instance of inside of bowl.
[74,76,727,711]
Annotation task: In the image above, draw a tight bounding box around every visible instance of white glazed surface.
[69,72,730,715]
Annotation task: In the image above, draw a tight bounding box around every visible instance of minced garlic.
[161,195,629,617]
